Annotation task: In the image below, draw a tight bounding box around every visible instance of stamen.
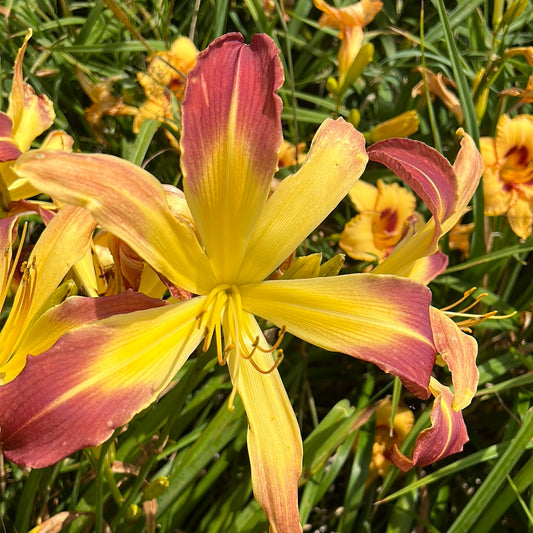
[246,348,285,374]
[195,283,287,376]
[442,287,517,331]
[440,287,477,311]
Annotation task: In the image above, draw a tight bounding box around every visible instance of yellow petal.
[238,119,367,284]
[240,274,435,398]
[227,313,302,533]
[13,150,216,294]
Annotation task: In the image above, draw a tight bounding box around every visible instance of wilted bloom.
[340,179,420,263]
[500,74,533,104]
[412,67,464,124]
[314,0,383,86]
[6,34,436,532]
[367,398,414,481]
[481,114,533,239]
[364,110,420,143]
[504,46,533,66]
[134,36,198,141]
[0,206,95,383]
[76,70,137,144]
[0,30,72,210]
[368,131,483,469]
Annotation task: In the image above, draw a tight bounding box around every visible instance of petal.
[181,33,283,281]
[507,198,533,239]
[238,119,367,283]
[391,378,469,471]
[2,291,167,384]
[441,130,484,233]
[348,179,378,212]
[0,205,96,378]
[367,137,457,235]
[429,307,478,410]
[26,205,97,320]
[411,378,469,469]
[7,30,55,152]
[13,150,216,294]
[240,274,435,398]
[373,132,482,282]
[0,216,18,304]
[340,213,384,262]
[0,112,22,162]
[227,314,302,533]
[0,297,206,467]
[406,250,449,285]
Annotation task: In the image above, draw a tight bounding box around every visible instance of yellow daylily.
[340,179,420,263]
[481,113,533,239]
[314,0,383,86]
[133,36,198,143]
[367,398,414,481]
[0,29,72,210]
[5,34,436,531]
[0,206,96,383]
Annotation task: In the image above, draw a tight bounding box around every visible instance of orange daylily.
[314,0,383,86]
[5,34,436,532]
[481,113,533,239]
[367,398,414,481]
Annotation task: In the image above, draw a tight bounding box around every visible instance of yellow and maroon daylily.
[0,206,96,383]
[0,29,72,211]
[365,131,483,469]
[481,113,533,239]
[4,34,435,531]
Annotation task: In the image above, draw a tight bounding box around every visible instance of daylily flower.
[0,206,96,383]
[367,131,483,469]
[314,0,383,86]
[0,29,72,211]
[367,398,414,481]
[500,75,533,104]
[76,70,137,144]
[5,34,435,531]
[481,113,533,239]
[133,36,198,145]
[412,67,464,124]
[339,179,420,263]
